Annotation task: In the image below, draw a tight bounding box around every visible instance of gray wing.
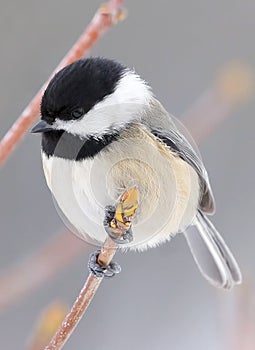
[142,98,215,214]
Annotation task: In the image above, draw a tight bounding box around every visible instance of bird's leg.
[89,187,139,278]
[104,187,139,244]
[88,187,139,277]
[104,205,134,244]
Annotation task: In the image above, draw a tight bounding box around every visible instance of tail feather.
[184,211,242,289]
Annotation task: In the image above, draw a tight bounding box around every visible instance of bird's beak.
[31,120,53,133]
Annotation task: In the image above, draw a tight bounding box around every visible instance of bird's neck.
[41,130,119,161]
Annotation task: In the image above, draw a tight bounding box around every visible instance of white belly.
[42,127,200,251]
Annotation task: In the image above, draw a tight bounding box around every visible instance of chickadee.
[32,57,242,288]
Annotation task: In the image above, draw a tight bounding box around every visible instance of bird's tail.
[184,210,242,289]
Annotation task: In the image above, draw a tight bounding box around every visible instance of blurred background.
[0,0,255,349]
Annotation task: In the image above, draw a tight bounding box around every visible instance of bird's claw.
[106,226,133,244]
[88,250,121,278]
[104,205,134,244]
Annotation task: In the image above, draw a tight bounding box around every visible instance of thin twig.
[181,61,254,143]
[0,0,125,167]
[44,187,139,350]
[44,237,117,350]
[27,302,68,350]
[0,230,85,311]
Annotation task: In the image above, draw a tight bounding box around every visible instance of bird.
[31,57,242,288]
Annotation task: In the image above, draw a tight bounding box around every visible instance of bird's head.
[32,57,152,138]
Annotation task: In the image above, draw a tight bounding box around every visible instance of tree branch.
[27,302,68,350]
[0,230,85,311]
[181,61,253,143]
[0,0,125,167]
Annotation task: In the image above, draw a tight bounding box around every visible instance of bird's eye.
[71,108,84,119]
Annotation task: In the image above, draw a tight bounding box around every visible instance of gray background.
[0,0,254,349]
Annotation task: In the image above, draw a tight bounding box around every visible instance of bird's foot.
[107,226,134,244]
[104,205,134,244]
[88,250,121,278]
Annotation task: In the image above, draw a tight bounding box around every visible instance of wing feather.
[142,98,215,214]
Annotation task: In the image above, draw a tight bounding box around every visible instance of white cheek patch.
[53,71,153,138]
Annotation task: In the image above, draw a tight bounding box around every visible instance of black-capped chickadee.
[32,57,242,288]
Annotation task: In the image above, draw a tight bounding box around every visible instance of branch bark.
[27,302,68,350]
[0,0,125,167]
[0,230,85,311]
[44,238,116,350]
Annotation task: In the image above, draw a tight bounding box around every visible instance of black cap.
[41,57,126,124]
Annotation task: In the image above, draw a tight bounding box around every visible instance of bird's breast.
[41,126,200,250]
